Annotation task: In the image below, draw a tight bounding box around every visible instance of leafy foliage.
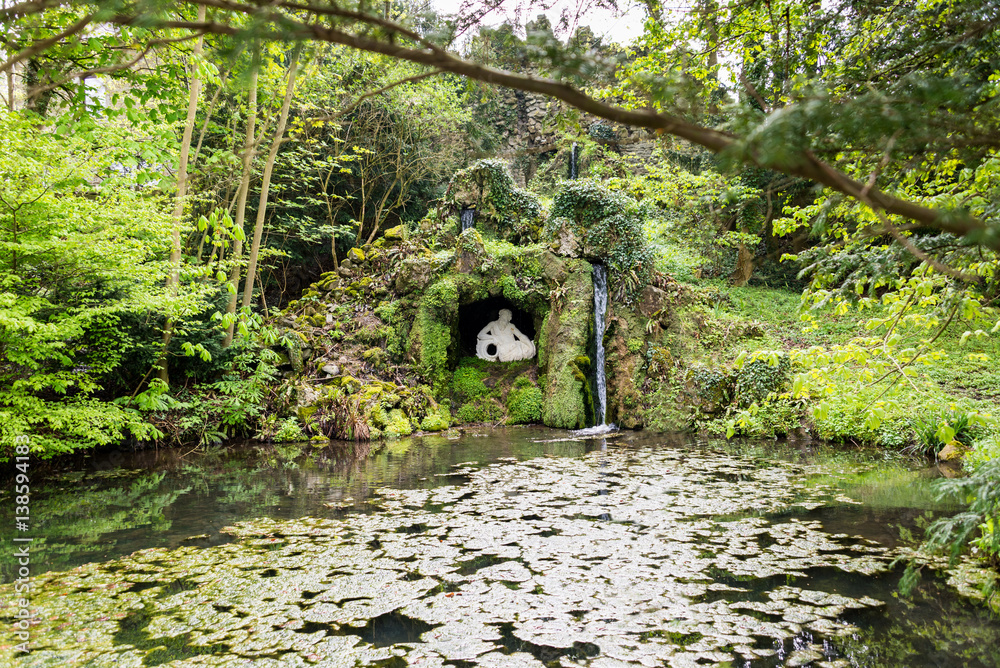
[547,179,654,303]
[0,112,177,456]
[446,159,542,242]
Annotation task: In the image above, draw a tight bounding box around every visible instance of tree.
[158,4,206,385]
[4,0,997,252]
[0,112,170,455]
[240,49,299,314]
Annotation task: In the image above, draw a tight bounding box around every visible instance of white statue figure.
[476,309,536,362]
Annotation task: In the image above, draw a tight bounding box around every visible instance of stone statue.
[476,309,536,362]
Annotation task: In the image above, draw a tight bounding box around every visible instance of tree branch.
[0,13,93,74]
[24,4,998,251]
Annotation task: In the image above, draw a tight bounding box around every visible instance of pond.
[1,429,998,667]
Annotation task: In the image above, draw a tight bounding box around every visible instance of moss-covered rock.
[408,278,459,394]
[347,247,366,263]
[445,159,542,243]
[506,376,543,424]
[604,305,646,429]
[385,408,414,439]
[456,228,486,274]
[395,257,435,294]
[545,179,654,304]
[539,259,594,429]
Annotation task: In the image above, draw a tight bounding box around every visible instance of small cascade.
[569,142,578,179]
[460,208,476,232]
[592,263,608,426]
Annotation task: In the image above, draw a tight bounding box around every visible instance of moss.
[452,364,490,403]
[362,347,389,371]
[410,278,459,394]
[384,225,405,240]
[540,260,595,429]
[506,376,543,424]
[420,413,449,431]
[457,398,505,424]
[347,247,366,263]
[385,409,413,439]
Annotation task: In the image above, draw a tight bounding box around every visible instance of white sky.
[432,0,652,47]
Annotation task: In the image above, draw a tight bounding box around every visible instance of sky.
[431,0,652,47]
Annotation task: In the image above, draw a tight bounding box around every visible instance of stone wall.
[492,88,658,185]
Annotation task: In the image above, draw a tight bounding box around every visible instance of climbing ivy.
[547,179,654,303]
[445,159,542,242]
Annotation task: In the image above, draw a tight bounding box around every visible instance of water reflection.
[0,429,954,580]
[0,429,996,667]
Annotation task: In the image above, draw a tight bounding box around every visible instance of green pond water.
[1,428,998,667]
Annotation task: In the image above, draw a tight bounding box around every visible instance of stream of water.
[593,264,608,426]
[1,430,998,667]
[461,209,476,232]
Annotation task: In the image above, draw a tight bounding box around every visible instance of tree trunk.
[223,63,258,347]
[730,243,754,287]
[702,0,719,115]
[157,4,206,385]
[241,53,299,311]
[6,65,13,111]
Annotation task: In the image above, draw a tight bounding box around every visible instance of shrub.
[546,179,654,303]
[506,376,543,424]
[734,352,790,407]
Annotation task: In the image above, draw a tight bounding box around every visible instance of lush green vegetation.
[3,0,998,590]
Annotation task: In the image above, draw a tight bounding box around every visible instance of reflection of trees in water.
[8,431,594,578]
[831,581,1000,667]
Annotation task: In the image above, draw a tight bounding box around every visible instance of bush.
[734,352,790,407]
[506,376,543,424]
[273,418,307,443]
[546,179,654,303]
[913,407,975,456]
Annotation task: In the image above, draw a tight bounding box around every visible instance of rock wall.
[491,88,659,185]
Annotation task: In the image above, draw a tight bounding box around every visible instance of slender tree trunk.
[6,65,13,111]
[241,53,299,311]
[157,5,206,385]
[223,63,258,347]
[702,0,719,115]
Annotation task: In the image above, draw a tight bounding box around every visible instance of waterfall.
[460,208,476,232]
[570,142,578,180]
[592,263,608,426]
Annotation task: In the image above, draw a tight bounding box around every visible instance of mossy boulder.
[395,257,435,294]
[445,159,542,243]
[385,409,413,439]
[347,247,366,263]
[538,258,594,429]
[408,278,459,394]
[456,228,486,274]
[603,305,646,429]
[506,376,543,424]
[384,225,406,241]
